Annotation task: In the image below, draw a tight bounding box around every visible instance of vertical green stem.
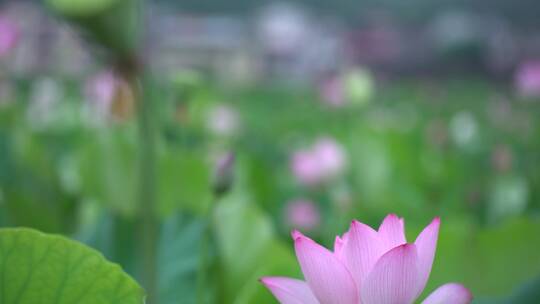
[196,212,211,304]
[197,188,220,304]
[131,1,158,302]
[125,62,158,303]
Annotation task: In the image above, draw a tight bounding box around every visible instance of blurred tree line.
[1,0,539,28]
[150,0,540,28]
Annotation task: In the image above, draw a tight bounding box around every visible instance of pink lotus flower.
[261,214,472,304]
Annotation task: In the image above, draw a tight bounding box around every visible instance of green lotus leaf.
[0,228,145,304]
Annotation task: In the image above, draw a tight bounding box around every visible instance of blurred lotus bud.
[290,137,347,186]
[450,111,478,148]
[110,76,135,121]
[207,104,240,137]
[213,152,236,197]
[344,67,374,106]
[319,75,345,107]
[488,175,529,222]
[46,0,141,57]
[285,199,320,232]
[515,60,540,98]
[0,15,19,58]
[491,145,513,173]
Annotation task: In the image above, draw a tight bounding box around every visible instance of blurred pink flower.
[290,138,347,186]
[313,138,346,177]
[319,76,345,107]
[0,15,18,57]
[291,149,325,186]
[84,70,118,114]
[515,61,540,98]
[84,71,136,122]
[285,199,320,232]
[261,214,472,304]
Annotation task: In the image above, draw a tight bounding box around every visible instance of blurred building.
[147,7,260,87]
[148,2,346,86]
[1,1,540,83]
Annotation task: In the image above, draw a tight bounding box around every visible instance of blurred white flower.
[27,77,64,128]
[488,175,529,222]
[285,199,320,232]
[450,111,478,147]
[258,3,308,56]
[207,104,240,137]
